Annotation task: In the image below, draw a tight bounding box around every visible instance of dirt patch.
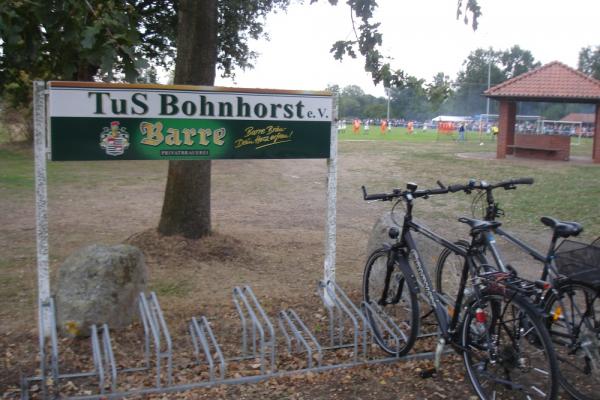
[126,229,263,266]
[0,140,580,399]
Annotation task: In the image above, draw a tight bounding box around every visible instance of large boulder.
[55,244,147,337]
[366,211,402,258]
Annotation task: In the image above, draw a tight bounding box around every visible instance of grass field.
[339,126,595,157]
[338,127,600,235]
[1,127,599,398]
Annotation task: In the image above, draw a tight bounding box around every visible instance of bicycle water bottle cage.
[388,227,400,239]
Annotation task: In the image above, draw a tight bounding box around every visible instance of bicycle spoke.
[463,292,557,399]
[545,282,600,399]
[363,249,419,356]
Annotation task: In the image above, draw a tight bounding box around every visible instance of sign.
[48,82,333,161]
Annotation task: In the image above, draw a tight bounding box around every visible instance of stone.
[55,244,147,337]
[366,211,402,258]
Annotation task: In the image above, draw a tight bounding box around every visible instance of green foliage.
[389,77,430,120]
[427,72,452,115]
[500,45,541,79]
[337,77,440,120]
[456,0,482,30]
[0,0,486,111]
[217,0,290,78]
[445,46,540,116]
[329,0,481,88]
[0,0,146,106]
[0,0,291,108]
[578,45,600,80]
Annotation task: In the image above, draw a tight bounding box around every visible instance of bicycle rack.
[189,315,226,381]
[362,300,407,355]
[232,285,276,373]
[278,308,323,368]
[90,324,117,394]
[21,281,441,399]
[138,291,173,387]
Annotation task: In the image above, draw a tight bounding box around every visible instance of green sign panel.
[48,82,333,161]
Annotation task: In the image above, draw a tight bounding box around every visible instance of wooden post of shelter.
[593,104,600,163]
[497,101,516,158]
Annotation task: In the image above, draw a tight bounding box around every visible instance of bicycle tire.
[435,240,489,311]
[462,289,559,400]
[362,248,419,356]
[543,281,600,400]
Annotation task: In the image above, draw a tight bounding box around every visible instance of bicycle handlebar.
[362,182,449,202]
[491,177,534,189]
[361,186,399,201]
[361,177,533,202]
[448,183,467,193]
[443,177,534,193]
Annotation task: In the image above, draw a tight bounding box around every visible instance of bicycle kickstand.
[419,338,446,379]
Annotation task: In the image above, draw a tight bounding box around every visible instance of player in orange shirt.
[353,119,361,134]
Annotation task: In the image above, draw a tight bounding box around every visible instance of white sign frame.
[33,80,338,338]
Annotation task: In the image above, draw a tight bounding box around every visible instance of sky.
[211,0,600,97]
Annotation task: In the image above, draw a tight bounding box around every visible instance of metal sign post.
[33,80,51,336]
[323,97,337,306]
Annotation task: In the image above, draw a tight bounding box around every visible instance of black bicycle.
[435,178,600,400]
[362,182,559,400]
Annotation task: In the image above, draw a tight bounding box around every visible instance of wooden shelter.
[485,61,600,162]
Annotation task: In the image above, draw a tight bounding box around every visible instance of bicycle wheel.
[363,248,419,356]
[462,290,558,400]
[435,240,489,311]
[544,282,600,400]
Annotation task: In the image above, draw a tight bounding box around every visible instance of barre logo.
[100,121,130,156]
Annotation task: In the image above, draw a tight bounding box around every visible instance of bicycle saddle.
[458,217,502,233]
[540,216,583,238]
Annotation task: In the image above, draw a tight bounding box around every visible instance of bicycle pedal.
[419,367,437,379]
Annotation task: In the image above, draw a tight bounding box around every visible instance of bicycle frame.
[494,228,549,272]
[391,197,481,342]
[478,182,557,282]
[482,222,561,284]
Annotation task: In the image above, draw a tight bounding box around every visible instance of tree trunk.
[158,0,217,239]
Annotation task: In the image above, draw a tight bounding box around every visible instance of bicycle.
[435,178,600,400]
[361,182,559,400]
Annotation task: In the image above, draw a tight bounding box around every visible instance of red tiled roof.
[560,113,596,123]
[485,61,600,102]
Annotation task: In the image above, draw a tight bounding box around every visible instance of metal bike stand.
[21,282,441,400]
[232,285,277,374]
[189,315,227,381]
[90,324,117,394]
[362,301,406,354]
[138,291,173,387]
[278,309,323,368]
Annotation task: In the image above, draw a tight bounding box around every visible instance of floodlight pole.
[486,53,492,127]
[386,87,390,123]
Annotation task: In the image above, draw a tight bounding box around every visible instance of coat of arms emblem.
[100,121,130,156]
